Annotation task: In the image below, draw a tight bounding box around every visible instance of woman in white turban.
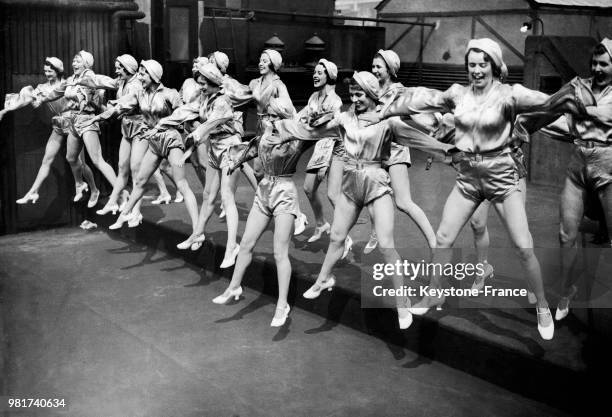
[0,57,99,206]
[272,71,454,330]
[377,38,555,340]
[38,50,118,198]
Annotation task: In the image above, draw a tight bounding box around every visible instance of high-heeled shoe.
[537,307,555,340]
[293,212,308,236]
[271,304,291,327]
[212,286,243,304]
[151,194,171,205]
[174,191,184,203]
[409,295,445,316]
[303,275,336,299]
[220,244,240,269]
[177,234,199,250]
[87,189,100,208]
[363,232,378,254]
[16,192,39,205]
[73,183,89,202]
[471,262,494,291]
[96,203,119,216]
[341,235,353,260]
[555,285,577,321]
[219,207,226,219]
[127,213,143,228]
[109,212,136,230]
[307,222,330,243]
[190,234,206,251]
[397,307,413,329]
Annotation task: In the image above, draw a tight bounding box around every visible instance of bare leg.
[314,194,361,284]
[121,150,161,215]
[219,165,241,262]
[240,163,259,190]
[25,131,65,195]
[105,137,132,207]
[82,131,116,186]
[65,133,85,192]
[130,138,152,216]
[558,177,587,295]
[303,172,326,227]
[470,201,491,264]
[389,164,436,248]
[168,148,199,231]
[193,166,220,236]
[326,158,344,209]
[273,213,294,310]
[78,149,99,197]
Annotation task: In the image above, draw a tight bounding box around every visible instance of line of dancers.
[3,37,611,340]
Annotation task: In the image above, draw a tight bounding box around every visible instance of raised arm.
[227,136,260,174]
[389,117,454,162]
[77,74,119,90]
[383,85,454,118]
[274,114,341,143]
[189,97,234,144]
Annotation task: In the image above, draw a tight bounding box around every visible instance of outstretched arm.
[389,117,455,162]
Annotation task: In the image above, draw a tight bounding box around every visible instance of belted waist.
[575,139,610,148]
[263,173,294,181]
[344,159,382,170]
[452,147,510,162]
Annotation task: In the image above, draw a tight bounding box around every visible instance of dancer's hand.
[359,111,381,125]
[142,127,158,140]
[179,147,194,165]
[0,109,6,122]
[78,116,98,129]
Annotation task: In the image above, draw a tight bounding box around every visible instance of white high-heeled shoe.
[341,235,353,260]
[127,213,143,228]
[190,234,206,251]
[73,183,89,202]
[151,194,171,205]
[96,203,119,216]
[293,212,308,236]
[109,212,136,230]
[177,234,199,250]
[219,207,226,219]
[303,275,336,299]
[397,307,413,330]
[363,232,378,254]
[271,305,290,327]
[16,192,39,205]
[212,286,243,304]
[307,222,330,243]
[471,263,494,291]
[537,307,555,340]
[174,192,184,203]
[555,285,577,321]
[87,189,100,208]
[220,245,240,269]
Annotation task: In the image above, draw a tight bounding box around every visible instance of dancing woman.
[514,38,612,321]
[39,51,117,192]
[377,38,555,339]
[79,54,171,223]
[80,60,200,231]
[154,63,243,267]
[212,97,309,326]
[370,49,439,250]
[299,59,346,247]
[0,57,98,205]
[273,71,454,329]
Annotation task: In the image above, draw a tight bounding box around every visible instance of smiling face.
[467,50,494,91]
[591,52,612,89]
[137,66,154,89]
[43,65,59,82]
[349,85,375,113]
[196,74,220,95]
[313,64,328,89]
[115,61,129,79]
[72,55,85,75]
[371,56,390,84]
[259,53,273,75]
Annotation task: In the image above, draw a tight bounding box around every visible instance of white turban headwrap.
[376,49,400,79]
[352,71,380,101]
[212,51,230,74]
[77,50,94,69]
[262,49,283,72]
[45,57,64,74]
[197,63,224,86]
[317,59,338,82]
[598,38,612,60]
[116,54,138,74]
[140,59,163,83]
[466,38,508,81]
